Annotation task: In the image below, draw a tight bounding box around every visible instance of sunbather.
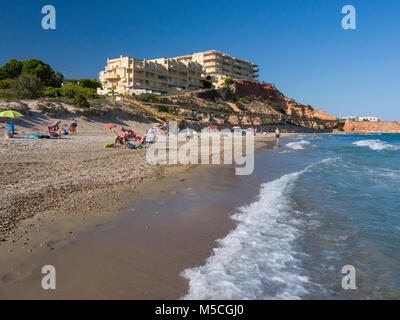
[48,126,61,138]
[138,129,155,148]
[52,121,61,131]
[113,127,129,149]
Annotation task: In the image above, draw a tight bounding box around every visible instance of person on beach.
[52,121,61,131]
[275,127,280,145]
[69,119,78,136]
[114,127,128,149]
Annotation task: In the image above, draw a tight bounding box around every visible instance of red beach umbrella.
[105,124,117,134]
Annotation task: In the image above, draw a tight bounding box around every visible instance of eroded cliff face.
[230,80,337,121]
[343,121,400,133]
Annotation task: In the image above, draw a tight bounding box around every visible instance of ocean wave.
[182,171,307,300]
[353,139,399,151]
[286,140,311,150]
[181,158,337,300]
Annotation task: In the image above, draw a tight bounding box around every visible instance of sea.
[183,134,400,300]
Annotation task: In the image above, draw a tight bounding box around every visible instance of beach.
[0,119,294,299]
[2,130,400,300]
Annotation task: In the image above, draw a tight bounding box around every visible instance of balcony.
[203,55,218,61]
[134,63,145,70]
[103,73,120,80]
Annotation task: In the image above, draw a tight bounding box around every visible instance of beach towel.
[16,135,51,139]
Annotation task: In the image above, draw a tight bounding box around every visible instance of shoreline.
[0,132,297,299]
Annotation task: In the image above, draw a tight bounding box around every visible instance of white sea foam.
[182,170,307,300]
[353,139,399,151]
[286,140,311,150]
[182,158,337,300]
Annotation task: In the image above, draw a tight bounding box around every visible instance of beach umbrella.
[0,110,24,118]
[105,124,117,134]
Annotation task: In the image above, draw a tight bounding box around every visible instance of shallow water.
[183,134,400,300]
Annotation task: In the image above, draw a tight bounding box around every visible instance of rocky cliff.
[230,80,337,122]
[343,121,400,133]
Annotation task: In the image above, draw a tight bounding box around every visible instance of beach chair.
[48,126,60,138]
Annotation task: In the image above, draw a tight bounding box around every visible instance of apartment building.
[98,55,204,95]
[176,50,259,84]
[341,116,380,122]
[98,50,259,95]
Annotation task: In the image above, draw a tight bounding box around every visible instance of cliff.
[343,121,400,133]
[230,80,337,122]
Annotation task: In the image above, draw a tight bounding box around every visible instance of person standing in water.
[275,127,280,145]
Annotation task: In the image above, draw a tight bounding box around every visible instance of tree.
[11,73,43,98]
[22,59,63,87]
[0,59,23,80]
[78,79,101,90]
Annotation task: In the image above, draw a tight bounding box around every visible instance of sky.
[0,0,399,120]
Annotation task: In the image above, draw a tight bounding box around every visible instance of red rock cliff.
[343,121,400,133]
[230,80,337,122]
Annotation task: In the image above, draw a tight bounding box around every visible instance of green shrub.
[0,78,14,89]
[0,89,17,100]
[224,77,235,86]
[266,99,285,114]
[73,95,90,108]
[59,83,99,99]
[240,96,254,104]
[136,94,159,103]
[158,105,172,113]
[43,86,61,97]
[77,79,102,90]
[236,102,246,111]
[11,73,43,98]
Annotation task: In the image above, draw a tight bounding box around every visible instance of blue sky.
[0,0,399,120]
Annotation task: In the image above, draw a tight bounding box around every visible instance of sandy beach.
[0,112,298,299]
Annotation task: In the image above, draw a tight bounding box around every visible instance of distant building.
[341,116,380,122]
[98,50,259,95]
[358,116,379,122]
[342,116,357,123]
